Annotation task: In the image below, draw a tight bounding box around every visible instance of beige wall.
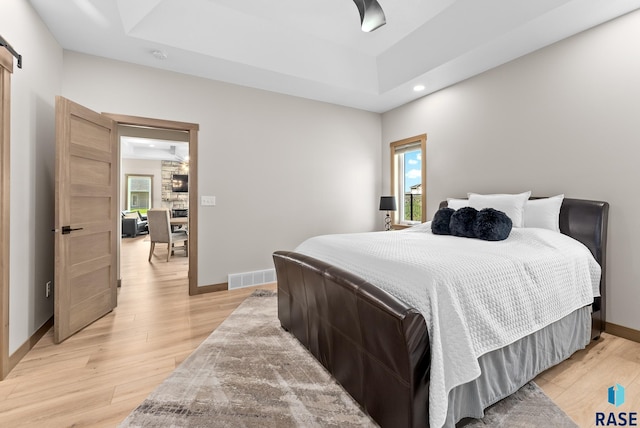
[2,0,63,354]
[62,52,382,287]
[382,10,640,331]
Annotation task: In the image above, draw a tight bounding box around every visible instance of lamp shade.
[379,196,397,211]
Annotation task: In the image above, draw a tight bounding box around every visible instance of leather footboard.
[273,251,431,428]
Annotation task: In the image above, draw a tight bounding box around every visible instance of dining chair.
[146,208,188,262]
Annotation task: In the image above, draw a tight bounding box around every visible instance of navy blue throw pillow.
[432,208,455,235]
[473,208,513,241]
[450,207,478,238]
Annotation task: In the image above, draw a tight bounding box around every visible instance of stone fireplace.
[161,160,189,210]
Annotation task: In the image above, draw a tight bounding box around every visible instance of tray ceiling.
[30,0,640,112]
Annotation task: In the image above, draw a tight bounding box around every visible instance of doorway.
[119,128,189,276]
[105,113,199,295]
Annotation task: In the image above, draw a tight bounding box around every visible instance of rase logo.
[596,384,637,426]
[610,384,626,407]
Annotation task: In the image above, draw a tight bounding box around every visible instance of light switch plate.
[201,196,216,206]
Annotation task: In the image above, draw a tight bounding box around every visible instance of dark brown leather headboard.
[557,198,609,270]
[439,197,610,337]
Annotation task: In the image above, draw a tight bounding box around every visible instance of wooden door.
[54,97,118,343]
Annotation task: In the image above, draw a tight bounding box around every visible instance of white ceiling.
[30,0,640,113]
[118,125,189,161]
[121,137,189,162]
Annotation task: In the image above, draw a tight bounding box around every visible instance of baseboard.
[606,322,640,343]
[189,281,278,295]
[190,282,228,295]
[7,316,53,374]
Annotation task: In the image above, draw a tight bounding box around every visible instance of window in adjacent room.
[390,134,426,226]
[125,174,153,212]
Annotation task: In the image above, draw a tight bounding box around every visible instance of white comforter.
[295,224,601,428]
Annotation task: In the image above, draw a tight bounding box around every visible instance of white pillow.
[524,194,564,232]
[446,198,468,210]
[467,191,531,227]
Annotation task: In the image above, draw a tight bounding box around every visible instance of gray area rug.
[458,382,577,427]
[120,290,577,428]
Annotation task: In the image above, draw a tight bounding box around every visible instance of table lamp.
[379,196,397,231]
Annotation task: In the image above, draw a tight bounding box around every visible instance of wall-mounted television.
[172,174,188,193]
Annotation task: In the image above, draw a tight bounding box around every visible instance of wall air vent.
[228,268,276,290]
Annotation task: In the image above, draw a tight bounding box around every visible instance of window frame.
[125,174,153,212]
[389,134,427,228]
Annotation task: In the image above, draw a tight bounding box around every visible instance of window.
[390,134,426,226]
[125,174,153,212]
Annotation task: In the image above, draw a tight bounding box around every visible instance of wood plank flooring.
[0,235,275,427]
[535,332,640,427]
[0,234,637,427]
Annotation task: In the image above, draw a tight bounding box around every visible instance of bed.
[272,197,608,428]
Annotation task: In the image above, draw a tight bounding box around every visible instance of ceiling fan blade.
[352,0,386,32]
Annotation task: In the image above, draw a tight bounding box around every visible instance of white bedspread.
[295,224,601,428]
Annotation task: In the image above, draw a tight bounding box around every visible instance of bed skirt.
[447,306,591,425]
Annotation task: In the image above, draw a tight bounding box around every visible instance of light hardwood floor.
[0,235,637,427]
[0,235,275,427]
[535,332,640,427]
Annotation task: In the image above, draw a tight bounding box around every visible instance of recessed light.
[151,50,168,60]
[413,84,425,92]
